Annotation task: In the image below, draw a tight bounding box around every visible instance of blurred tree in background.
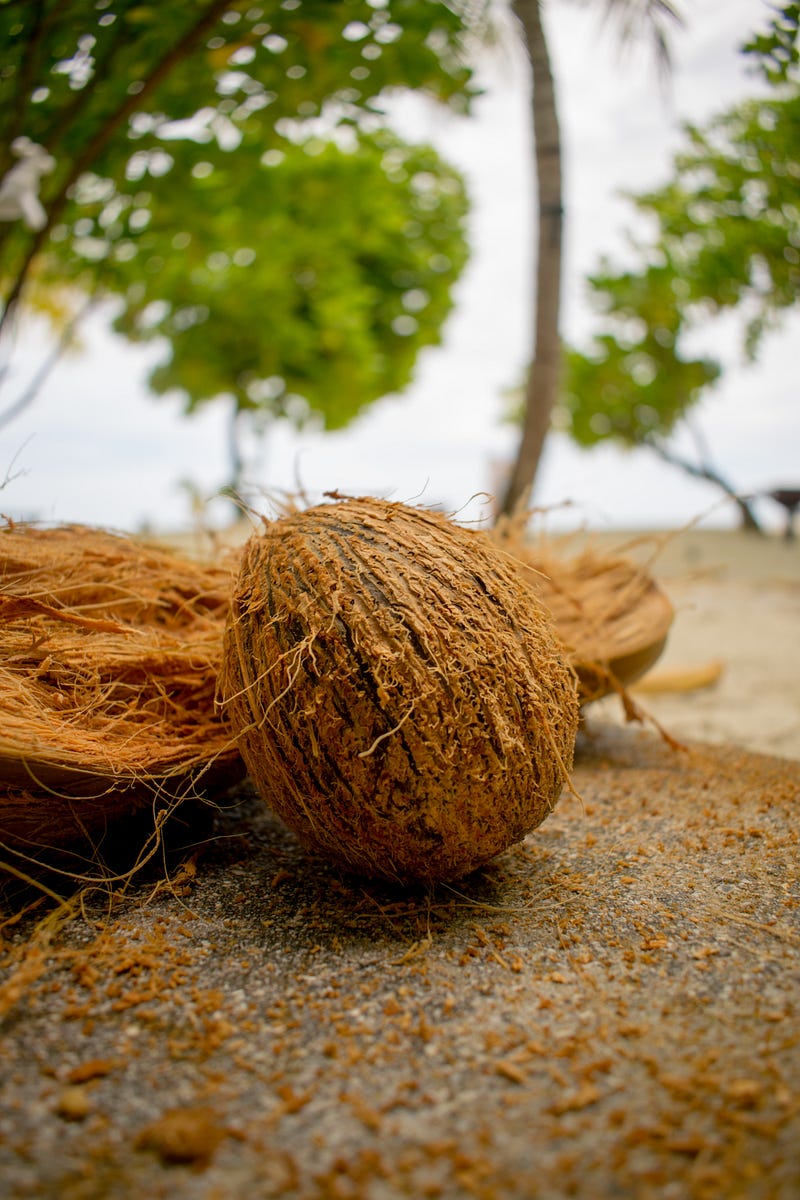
[497,0,683,519]
[0,0,478,495]
[560,2,800,530]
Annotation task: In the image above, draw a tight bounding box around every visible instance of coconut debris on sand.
[569,528,800,762]
[0,525,798,1198]
[0,726,798,1198]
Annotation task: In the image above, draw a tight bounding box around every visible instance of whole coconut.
[220,496,578,884]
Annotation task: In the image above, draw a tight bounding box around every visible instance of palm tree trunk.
[498,0,562,519]
[228,401,246,503]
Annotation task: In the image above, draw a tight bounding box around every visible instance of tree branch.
[0,0,61,266]
[42,0,142,158]
[644,434,763,532]
[1,0,53,161]
[0,0,232,340]
[0,293,98,431]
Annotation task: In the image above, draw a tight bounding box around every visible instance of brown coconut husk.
[490,517,674,706]
[0,523,243,874]
[1,505,674,893]
[220,496,580,886]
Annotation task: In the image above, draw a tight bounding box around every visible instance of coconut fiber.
[1,506,672,889]
[0,523,242,870]
[490,518,674,704]
[220,496,580,885]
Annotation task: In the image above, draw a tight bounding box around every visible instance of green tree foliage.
[45,131,467,432]
[0,0,476,454]
[559,4,799,522]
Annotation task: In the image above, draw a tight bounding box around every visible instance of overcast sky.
[3,0,797,534]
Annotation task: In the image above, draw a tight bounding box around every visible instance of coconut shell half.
[0,523,243,863]
[220,496,579,885]
[489,523,674,705]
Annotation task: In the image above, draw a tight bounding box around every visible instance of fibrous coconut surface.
[0,523,242,870]
[221,496,579,884]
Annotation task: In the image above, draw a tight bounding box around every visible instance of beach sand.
[1,524,798,1199]
[564,528,800,762]
[2,727,797,1199]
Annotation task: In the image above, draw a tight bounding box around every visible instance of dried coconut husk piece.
[490,518,674,705]
[0,523,243,866]
[220,495,579,885]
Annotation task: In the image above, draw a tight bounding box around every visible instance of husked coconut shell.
[220,496,579,884]
[0,523,242,865]
[488,517,674,705]
[509,549,674,704]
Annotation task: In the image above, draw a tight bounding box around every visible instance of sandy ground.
[540,528,800,763]
[1,525,799,1199]
[2,729,798,1199]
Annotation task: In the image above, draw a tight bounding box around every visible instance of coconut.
[220,496,579,885]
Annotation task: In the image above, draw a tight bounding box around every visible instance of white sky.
[2,0,797,534]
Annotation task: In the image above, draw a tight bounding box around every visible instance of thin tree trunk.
[498,0,562,520]
[0,0,56,268]
[0,294,98,431]
[0,0,55,165]
[645,436,763,533]
[227,401,246,503]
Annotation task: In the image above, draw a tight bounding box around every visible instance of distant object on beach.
[767,487,800,541]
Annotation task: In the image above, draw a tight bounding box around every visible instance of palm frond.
[579,0,686,76]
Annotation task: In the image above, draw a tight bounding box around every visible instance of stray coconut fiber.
[220,496,580,885]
